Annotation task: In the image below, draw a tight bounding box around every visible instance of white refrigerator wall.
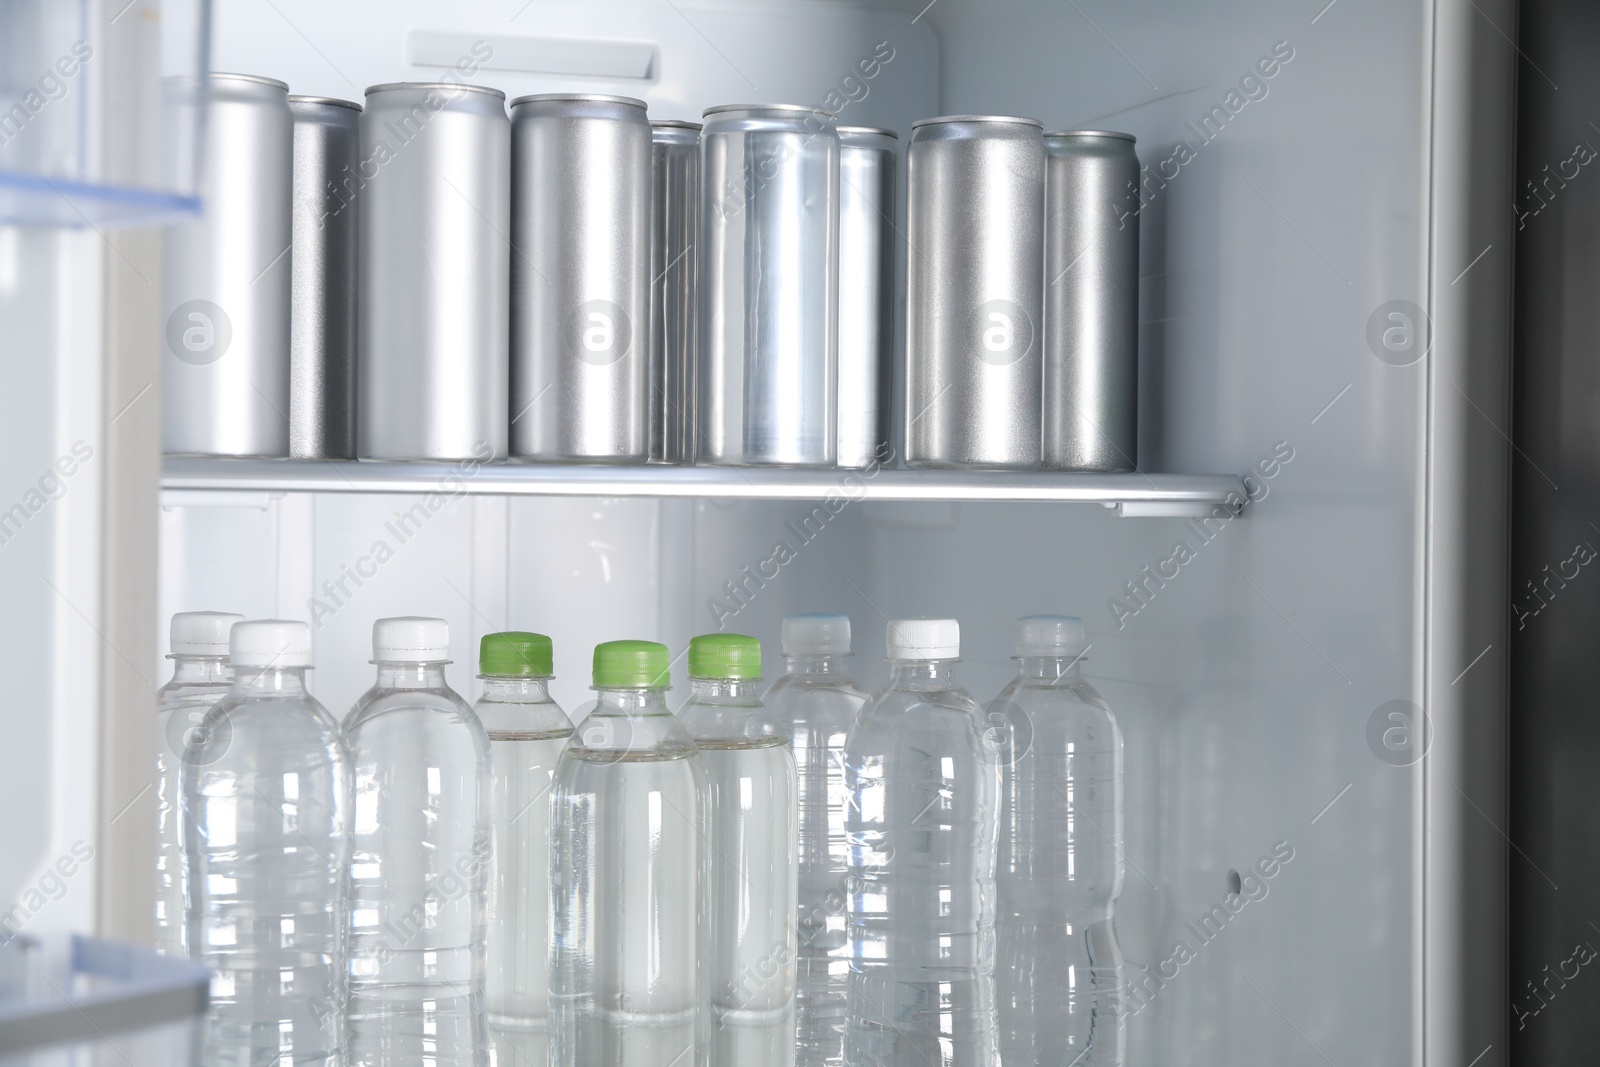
[1,0,186,950]
[0,230,107,941]
[149,1,1513,1063]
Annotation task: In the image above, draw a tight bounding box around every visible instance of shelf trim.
[0,171,202,230]
[160,457,1247,515]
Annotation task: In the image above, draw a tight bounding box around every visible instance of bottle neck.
[593,687,671,714]
[169,655,231,685]
[689,678,759,700]
[887,659,957,688]
[479,676,551,701]
[232,665,310,697]
[373,661,450,689]
[782,653,852,678]
[1018,655,1086,683]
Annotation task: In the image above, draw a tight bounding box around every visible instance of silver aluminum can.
[510,94,652,463]
[836,126,897,469]
[358,82,509,461]
[649,119,700,464]
[904,115,1045,470]
[162,73,293,457]
[1043,130,1139,472]
[699,104,839,466]
[289,96,360,460]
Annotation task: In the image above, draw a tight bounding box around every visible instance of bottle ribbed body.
[993,658,1125,1066]
[343,662,492,1067]
[477,676,571,1065]
[156,655,233,957]
[843,660,1001,1067]
[679,677,799,1067]
[184,666,351,1066]
[766,655,865,1066]
[550,687,707,1067]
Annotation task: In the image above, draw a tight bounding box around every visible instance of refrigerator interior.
[137,0,1512,1062]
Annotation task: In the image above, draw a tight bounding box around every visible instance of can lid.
[1015,615,1089,658]
[231,620,312,668]
[365,81,507,101]
[838,125,899,139]
[480,631,554,677]
[511,92,648,109]
[911,114,1044,129]
[781,614,852,656]
[372,616,451,663]
[651,118,704,131]
[703,102,835,118]
[289,95,362,111]
[593,640,672,690]
[886,618,960,660]
[170,611,245,656]
[1046,128,1136,143]
[209,72,291,92]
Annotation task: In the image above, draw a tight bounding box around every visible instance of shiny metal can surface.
[903,115,1045,470]
[510,94,652,463]
[1043,130,1140,472]
[358,82,509,461]
[162,73,293,457]
[836,126,897,469]
[648,119,700,464]
[289,95,360,460]
[699,104,839,466]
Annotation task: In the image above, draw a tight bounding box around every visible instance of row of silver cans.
[161,76,896,469]
[905,118,1140,471]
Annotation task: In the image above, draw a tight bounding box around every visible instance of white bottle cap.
[169,611,245,656]
[1015,615,1088,658]
[781,614,852,655]
[230,619,312,668]
[372,616,451,662]
[886,618,959,660]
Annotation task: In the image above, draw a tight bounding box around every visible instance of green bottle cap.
[593,639,672,689]
[479,631,554,677]
[688,632,761,680]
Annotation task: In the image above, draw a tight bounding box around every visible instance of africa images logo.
[166,300,233,366]
[972,299,1035,367]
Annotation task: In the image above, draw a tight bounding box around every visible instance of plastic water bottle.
[475,631,571,1066]
[678,633,798,1067]
[992,616,1125,1065]
[183,619,351,1065]
[155,610,242,957]
[843,618,1001,1067]
[343,617,491,1067]
[550,640,704,1067]
[764,614,866,1066]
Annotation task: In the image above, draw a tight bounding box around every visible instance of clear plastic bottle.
[183,619,351,1066]
[843,618,1001,1067]
[155,610,242,957]
[992,616,1125,1066]
[764,614,866,1067]
[475,631,571,1067]
[678,633,798,1067]
[343,616,491,1067]
[550,640,705,1067]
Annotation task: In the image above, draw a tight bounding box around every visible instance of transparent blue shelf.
[0,172,201,228]
[0,0,211,229]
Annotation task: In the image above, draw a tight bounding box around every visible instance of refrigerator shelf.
[0,0,213,229]
[159,456,1246,516]
[0,176,203,229]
